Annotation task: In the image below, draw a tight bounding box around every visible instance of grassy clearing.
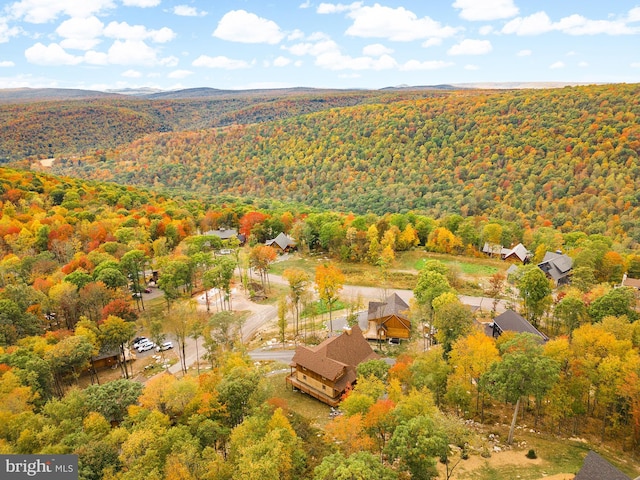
[271,254,417,289]
[414,254,504,276]
[271,251,506,292]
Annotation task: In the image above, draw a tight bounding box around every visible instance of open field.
[269,250,510,292]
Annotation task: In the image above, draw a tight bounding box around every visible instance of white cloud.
[338,73,361,78]
[566,50,576,56]
[517,49,532,56]
[273,56,291,67]
[294,60,303,67]
[578,61,588,67]
[288,29,305,41]
[213,10,284,44]
[192,55,251,69]
[122,0,160,7]
[56,16,103,50]
[422,38,442,48]
[299,1,312,8]
[122,69,142,78]
[631,62,640,68]
[286,39,338,56]
[83,50,108,65]
[502,12,554,36]
[362,43,393,56]
[25,42,82,65]
[159,56,179,67]
[0,19,21,43]
[345,4,460,41]
[400,60,454,71]
[550,61,565,69]
[168,69,193,79]
[503,11,639,36]
[172,5,206,17]
[106,40,158,66]
[479,25,494,35]
[104,22,175,43]
[452,0,518,21]
[0,60,15,67]
[630,7,640,22]
[317,2,362,14]
[447,39,492,55]
[464,64,480,70]
[8,0,115,24]
[555,15,635,35]
[315,51,396,70]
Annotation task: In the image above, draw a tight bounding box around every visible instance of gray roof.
[506,264,519,276]
[265,232,295,250]
[538,251,573,282]
[492,310,548,341]
[482,242,502,255]
[203,228,238,240]
[575,451,630,480]
[502,243,530,262]
[367,293,410,321]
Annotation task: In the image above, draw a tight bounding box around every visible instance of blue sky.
[1,0,639,91]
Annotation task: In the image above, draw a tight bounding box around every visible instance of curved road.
[159,271,513,375]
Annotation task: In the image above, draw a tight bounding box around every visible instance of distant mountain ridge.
[40,82,640,244]
[0,87,121,103]
[0,82,598,103]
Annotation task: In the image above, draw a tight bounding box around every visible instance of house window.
[322,385,326,390]
[303,375,307,380]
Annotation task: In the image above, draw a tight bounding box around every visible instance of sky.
[1,0,639,91]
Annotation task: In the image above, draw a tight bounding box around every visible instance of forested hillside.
[0,89,439,162]
[2,167,640,479]
[43,84,640,243]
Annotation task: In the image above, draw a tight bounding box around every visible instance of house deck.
[286,374,341,407]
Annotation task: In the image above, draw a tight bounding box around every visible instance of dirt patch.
[440,449,574,480]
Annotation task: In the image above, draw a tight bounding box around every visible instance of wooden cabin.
[286,325,379,406]
[364,293,411,341]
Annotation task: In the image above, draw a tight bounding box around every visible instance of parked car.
[137,341,155,352]
[144,288,152,293]
[132,292,142,298]
[156,341,173,352]
[219,249,231,255]
[132,337,149,348]
[388,338,400,345]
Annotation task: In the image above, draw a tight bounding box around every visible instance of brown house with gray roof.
[265,232,296,253]
[364,293,412,341]
[486,310,548,342]
[538,251,573,286]
[286,325,379,406]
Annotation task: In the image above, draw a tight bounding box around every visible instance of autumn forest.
[0,83,640,479]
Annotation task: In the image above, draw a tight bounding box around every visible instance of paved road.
[157,271,512,377]
[270,272,510,314]
[248,348,295,364]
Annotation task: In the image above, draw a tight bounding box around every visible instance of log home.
[286,325,379,406]
[363,293,411,341]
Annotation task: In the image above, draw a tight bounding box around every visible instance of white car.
[132,337,149,349]
[156,341,173,352]
[137,341,155,352]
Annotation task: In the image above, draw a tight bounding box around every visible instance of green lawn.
[414,255,502,276]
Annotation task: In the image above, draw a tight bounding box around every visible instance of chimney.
[344,327,352,335]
